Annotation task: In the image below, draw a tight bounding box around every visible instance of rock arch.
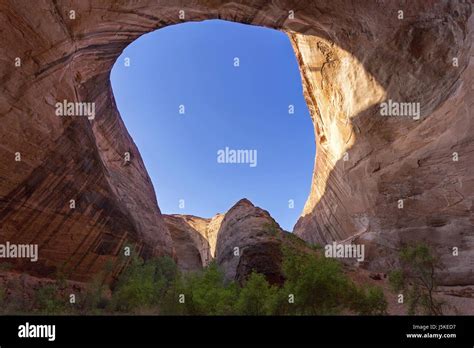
[0,1,472,284]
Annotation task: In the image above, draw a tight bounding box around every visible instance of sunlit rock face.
[290,4,473,285]
[163,214,223,271]
[0,1,472,284]
[163,215,211,272]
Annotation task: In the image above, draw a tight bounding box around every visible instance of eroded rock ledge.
[0,1,472,284]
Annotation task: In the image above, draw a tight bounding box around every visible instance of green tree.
[389,244,444,315]
[236,272,278,315]
[349,284,387,315]
[281,248,353,314]
[172,262,239,315]
[110,255,178,313]
[280,247,387,315]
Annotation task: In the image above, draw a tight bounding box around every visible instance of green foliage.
[110,255,178,313]
[388,269,404,291]
[236,272,279,315]
[34,284,67,314]
[278,247,387,315]
[168,262,239,315]
[2,247,388,316]
[281,248,357,314]
[349,284,388,315]
[77,276,109,314]
[310,243,323,251]
[389,244,444,315]
[262,221,281,237]
[283,232,309,249]
[0,262,13,272]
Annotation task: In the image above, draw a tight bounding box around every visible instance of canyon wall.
[290,3,474,285]
[0,0,472,284]
[163,213,223,271]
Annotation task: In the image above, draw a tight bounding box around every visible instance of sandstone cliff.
[163,214,223,271]
[290,5,473,285]
[0,0,472,285]
[215,199,286,284]
[167,199,313,285]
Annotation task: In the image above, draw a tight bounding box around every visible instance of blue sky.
[111,20,314,231]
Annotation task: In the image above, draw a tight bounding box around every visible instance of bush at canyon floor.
[0,249,387,315]
[389,244,445,315]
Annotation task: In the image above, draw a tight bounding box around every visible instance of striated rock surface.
[167,199,312,285]
[215,199,285,283]
[163,214,218,271]
[163,215,209,272]
[290,3,474,285]
[215,199,313,285]
[0,0,472,285]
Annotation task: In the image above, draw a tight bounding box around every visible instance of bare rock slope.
[215,199,286,284]
[168,199,313,285]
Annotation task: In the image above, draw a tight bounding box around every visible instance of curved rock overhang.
[0,1,472,284]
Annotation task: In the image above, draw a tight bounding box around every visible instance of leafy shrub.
[2,247,388,316]
[236,272,278,315]
[349,284,387,315]
[262,222,281,237]
[280,247,355,314]
[279,247,387,315]
[389,244,444,315]
[168,262,239,315]
[110,255,177,313]
[35,284,67,314]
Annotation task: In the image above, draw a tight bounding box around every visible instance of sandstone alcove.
[0,1,472,286]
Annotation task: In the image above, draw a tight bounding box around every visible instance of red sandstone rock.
[0,1,472,285]
[163,214,212,272]
[166,199,313,285]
